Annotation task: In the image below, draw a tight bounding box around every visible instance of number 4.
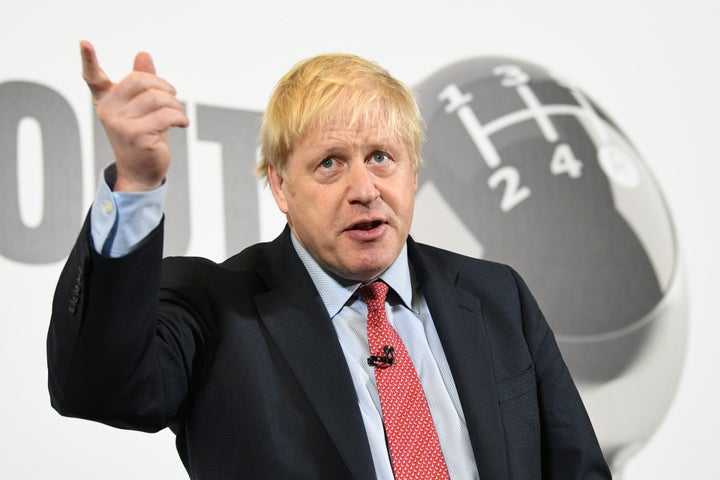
[551,143,582,178]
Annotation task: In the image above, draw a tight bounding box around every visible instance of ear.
[268,164,289,214]
[412,171,418,192]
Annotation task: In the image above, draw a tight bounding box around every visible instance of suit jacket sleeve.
[47,214,203,432]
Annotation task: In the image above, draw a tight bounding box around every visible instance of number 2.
[488,166,531,212]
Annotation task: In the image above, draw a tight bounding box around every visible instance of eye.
[370,152,390,164]
[319,157,337,169]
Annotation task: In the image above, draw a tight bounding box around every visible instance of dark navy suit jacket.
[48,219,610,479]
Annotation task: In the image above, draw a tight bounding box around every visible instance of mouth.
[350,220,384,231]
[344,218,388,240]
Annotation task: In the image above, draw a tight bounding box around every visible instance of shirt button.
[102,200,114,214]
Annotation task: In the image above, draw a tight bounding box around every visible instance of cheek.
[287,193,335,231]
[403,198,416,226]
[395,179,417,218]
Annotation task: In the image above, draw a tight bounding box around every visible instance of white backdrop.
[1,0,718,478]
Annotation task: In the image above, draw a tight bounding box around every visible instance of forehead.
[297,103,407,150]
[295,121,407,155]
[300,98,402,141]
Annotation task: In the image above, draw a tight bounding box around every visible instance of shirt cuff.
[90,165,167,257]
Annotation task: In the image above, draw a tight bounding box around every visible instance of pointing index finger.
[80,40,113,100]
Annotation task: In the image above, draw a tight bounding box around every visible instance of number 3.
[493,65,529,87]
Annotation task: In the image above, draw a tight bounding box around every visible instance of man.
[48,41,611,479]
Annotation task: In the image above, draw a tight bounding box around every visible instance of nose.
[347,161,380,205]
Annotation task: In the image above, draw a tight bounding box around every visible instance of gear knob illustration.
[412,57,687,477]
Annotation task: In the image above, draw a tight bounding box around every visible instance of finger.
[123,90,189,126]
[133,51,157,75]
[80,40,113,100]
[114,72,179,101]
[142,107,190,129]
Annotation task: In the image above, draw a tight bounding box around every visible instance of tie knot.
[358,280,389,305]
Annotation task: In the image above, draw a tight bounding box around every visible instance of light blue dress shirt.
[91,167,480,479]
[90,166,167,257]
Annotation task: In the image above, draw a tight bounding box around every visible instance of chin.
[354,252,394,274]
[332,258,386,282]
[338,264,384,282]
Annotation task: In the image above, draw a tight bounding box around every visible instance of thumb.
[133,51,156,75]
[80,40,113,100]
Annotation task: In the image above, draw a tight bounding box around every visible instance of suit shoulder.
[161,239,273,273]
[159,241,275,298]
[409,241,533,307]
[411,241,514,278]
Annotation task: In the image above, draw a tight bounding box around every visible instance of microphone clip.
[367,346,395,369]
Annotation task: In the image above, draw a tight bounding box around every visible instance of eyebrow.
[317,135,401,150]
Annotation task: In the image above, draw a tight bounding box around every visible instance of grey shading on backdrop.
[0,81,83,264]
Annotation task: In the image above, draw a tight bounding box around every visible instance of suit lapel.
[253,229,376,480]
[409,240,510,480]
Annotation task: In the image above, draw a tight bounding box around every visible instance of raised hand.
[80,40,189,191]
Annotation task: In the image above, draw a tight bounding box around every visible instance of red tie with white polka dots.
[359,281,450,480]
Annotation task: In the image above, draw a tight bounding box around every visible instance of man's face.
[269,119,418,282]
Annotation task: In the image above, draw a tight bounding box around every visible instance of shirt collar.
[290,232,413,318]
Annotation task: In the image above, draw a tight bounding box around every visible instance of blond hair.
[255,53,424,183]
